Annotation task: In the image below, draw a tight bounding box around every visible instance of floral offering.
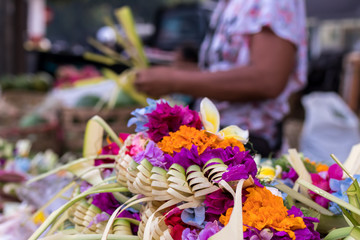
[276,155,344,211]
[28,98,320,240]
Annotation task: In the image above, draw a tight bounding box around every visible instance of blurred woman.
[135,0,307,156]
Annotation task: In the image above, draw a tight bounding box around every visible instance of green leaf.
[40,232,140,240]
[27,155,115,185]
[340,206,360,226]
[83,52,117,66]
[28,186,129,240]
[317,214,348,234]
[298,179,360,216]
[350,227,360,239]
[324,227,353,240]
[274,182,333,215]
[87,116,123,148]
[114,6,148,68]
[347,179,360,223]
[83,116,104,157]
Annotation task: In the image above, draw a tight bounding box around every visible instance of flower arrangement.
[27,98,321,240]
[258,147,360,239]
[273,155,343,210]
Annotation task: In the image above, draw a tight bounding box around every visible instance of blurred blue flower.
[14,157,31,173]
[181,206,206,228]
[127,99,165,132]
[329,175,360,214]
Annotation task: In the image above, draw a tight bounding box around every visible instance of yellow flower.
[257,166,276,181]
[242,186,306,240]
[33,211,46,225]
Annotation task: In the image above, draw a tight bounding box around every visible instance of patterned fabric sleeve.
[225,0,307,88]
[227,0,306,47]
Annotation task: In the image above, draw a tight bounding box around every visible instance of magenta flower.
[310,163,343,208]
[91,192,120,215]
[94,142,120,167]
[282,168,299,183]
[198,147,257,181]
[221,164,250,182]
[328,163,343,180]
[164,145,200,170]
[145,102,202,142]
[203,189,234,219]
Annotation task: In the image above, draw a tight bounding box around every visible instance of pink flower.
[145,102,202,142]
[125,133,147,157]
[310,163,343,208]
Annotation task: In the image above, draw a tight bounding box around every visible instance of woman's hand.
[135,66,178,98]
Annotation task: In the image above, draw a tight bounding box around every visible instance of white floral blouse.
[198,0,307,147]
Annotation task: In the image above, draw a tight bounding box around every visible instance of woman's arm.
[135,28,296,102]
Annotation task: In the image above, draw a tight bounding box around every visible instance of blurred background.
[0,1,360,238]
[1,0,360,154]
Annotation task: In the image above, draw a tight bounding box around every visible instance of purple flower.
[80,181,92,193]
[91,192,120,215]
[198,221,222,240]
[204,190,234,217]
[164,145,200,170]
[246,228,273,240]
[145,101,202,142]
[222,164,251,182]
[287,206,320,240]
[88,212,110,227]
[182,228,199,240]
[133,140,165,168]
[199,147,257,181]
[282,168,299,183]
[0,158,6,168]
[198,148,228,165]
[244,227,261,239]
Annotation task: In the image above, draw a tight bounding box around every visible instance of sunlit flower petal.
[200,97,220,134]
[218,125,249,144]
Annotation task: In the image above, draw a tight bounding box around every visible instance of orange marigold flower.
[316,163,329,172]
[242,186,306,240]
[216,137,245,152]
[158,125,245,155]
[305,158,329,172]
[219,208,233,226]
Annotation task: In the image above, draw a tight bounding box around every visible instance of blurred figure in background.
[135,0,307,157]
